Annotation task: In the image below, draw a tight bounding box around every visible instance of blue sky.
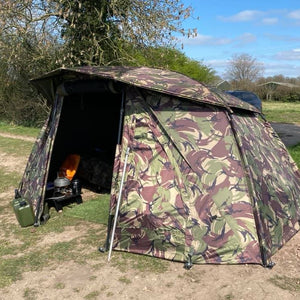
[180,1,300,78]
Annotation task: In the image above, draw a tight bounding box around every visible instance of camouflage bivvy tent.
[17,66,300,267]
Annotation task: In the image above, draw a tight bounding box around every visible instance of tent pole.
[108,146,130,262]
[100,92,125,252]
[117,91,125,144]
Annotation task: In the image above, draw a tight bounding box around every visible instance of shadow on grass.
[64,194,110,225]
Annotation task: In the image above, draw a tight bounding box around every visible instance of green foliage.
[174,57,215,83]
[0,54,50,126]
[288,143,300,168]
[0,1,201,125]
[129,47,216,83]
[265,89,300,103]
[0,1,59,126]
[49,0,195,67]
[0,61,49,127]
[255,75,300,102]
[279,92,300,102]
[55,0,121,66]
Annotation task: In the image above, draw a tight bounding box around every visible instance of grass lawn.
[262,101,300,124]
[0,121,40,137]
[64,195,110,225]
[0,135,33,157]
[288,143,300,168]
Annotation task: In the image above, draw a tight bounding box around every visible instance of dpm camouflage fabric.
[31,66,259,113]
[110,88,263,264]
[24,66,300,265]
[230,113,300,263]
[19,95,63,221]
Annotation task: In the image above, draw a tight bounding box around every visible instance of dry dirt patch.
[0,152,27,174]
[0,132,33,173]
[1,248,300,300]
[0,132,35,142]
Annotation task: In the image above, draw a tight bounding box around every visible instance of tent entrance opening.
[47,91,122,197]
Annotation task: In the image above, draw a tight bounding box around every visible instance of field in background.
[262,101,300,124]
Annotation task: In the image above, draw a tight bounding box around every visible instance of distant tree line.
[224,53,300,102]
[255,75,300,102]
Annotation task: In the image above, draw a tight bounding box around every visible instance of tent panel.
[111,90,261,264]
[147,94,261,264]
[111,91,190,263]
[20,95,63,219]
[231,114,300,260]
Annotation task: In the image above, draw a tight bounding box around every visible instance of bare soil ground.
[1,134,300,300]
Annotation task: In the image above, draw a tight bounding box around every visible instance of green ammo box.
[12,198,35,227]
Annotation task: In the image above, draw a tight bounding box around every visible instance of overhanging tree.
[1,0,214,125]
[48,0,196,66]
[1,0,199,73]
[0,1,61,125]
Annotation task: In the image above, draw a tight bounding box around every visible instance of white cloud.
[206,59,229,69]
[219,10,263,22]
[264,34,300,42]
[274,49,300,60]
[181,32,257,49]
[236,33,256,46]
[218,9,300,25]
[181,34,231,46]
[288,10,300,20]
[262,18,278,25]
[205,59,229,77]
[263,62,300,77]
